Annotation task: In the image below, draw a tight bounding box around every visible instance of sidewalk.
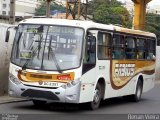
[0,95,28,104]
[155,80,160,84]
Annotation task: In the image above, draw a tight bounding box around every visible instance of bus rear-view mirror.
[5,30,10,42]
[5,26,18,42]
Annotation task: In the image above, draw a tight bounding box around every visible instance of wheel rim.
[93,89,100,104]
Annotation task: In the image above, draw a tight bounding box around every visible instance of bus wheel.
[89,83,102,110]
[132,80,143,102]
[32,100,47,106]
[124,80,143,102]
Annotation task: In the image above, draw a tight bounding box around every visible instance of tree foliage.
[145,13,160,45]
[35,1,65,16]
[87,0,132,28]
[146,13,160,35]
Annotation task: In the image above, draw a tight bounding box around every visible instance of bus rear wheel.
[88,83,102,110]
[131,80,143,102]
[124,80,143,102]
[32,100,47,106]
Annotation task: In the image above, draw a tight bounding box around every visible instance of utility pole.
[84,0,88,20]
[77,0,81,19]
[132,0,152,30]
[46,0,52,18]
[66,0,88,20]
[66,0,78,19]
[9,0,15,24]
[66,0,69,19]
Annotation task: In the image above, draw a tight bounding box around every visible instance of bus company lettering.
[115,64,135,77]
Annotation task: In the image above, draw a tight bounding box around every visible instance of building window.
[3,4,6,8]
[2,11,6,15]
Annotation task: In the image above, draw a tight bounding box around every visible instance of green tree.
[145,13,160,34]
[35,1,65,16]
[145,13,160,45]
[87,0,132,28]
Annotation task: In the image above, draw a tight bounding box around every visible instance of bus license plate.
[43,82,58,87]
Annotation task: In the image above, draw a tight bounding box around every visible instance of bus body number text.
[114,64,135,77]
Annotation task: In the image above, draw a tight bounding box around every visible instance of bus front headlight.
[61,78,80,89]
[9,74,21,85]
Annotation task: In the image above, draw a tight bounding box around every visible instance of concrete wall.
[156,46,160,80]
[0,0,39,16]
[0,23,15,96]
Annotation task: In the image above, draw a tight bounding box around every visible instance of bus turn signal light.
[57,74,71,80]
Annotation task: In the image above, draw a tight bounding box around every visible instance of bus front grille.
[21,89,59,100]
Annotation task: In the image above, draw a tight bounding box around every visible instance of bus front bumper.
[8,79,81,103]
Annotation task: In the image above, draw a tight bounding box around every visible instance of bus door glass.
[83,31,96,74]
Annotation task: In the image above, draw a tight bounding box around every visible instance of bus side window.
[146,39,156,60]
[125,37,136,59]
[137,38,145,60]
[112,34,125,60]
[98,32,111,60]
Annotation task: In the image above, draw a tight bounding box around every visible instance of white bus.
[6,18,156,110]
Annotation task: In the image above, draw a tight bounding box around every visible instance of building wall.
[15,0,38,16]
[147,4,160,14]
[0,23,15,96]
[0,0,10,16]
[156,46,160,80]
[0,0,39,16]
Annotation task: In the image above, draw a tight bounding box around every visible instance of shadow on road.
[12,97,149,113]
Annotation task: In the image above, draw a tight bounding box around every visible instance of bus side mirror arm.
[5,26,18,42]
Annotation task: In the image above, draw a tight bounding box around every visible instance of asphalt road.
[0,84,160,120]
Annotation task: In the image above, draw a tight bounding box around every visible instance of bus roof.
[113,26,156,38]
[20,18,114,30]
[20,18,156,38]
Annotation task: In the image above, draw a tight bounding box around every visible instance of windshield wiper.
[22,33,43,70]
[49,48,62,73]
[22,47,39,70]
[41,27,62,73]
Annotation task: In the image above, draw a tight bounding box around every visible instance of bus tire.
[32,100,47,106]
[124,79,143,102]
[131,79,143,102]
[88,83,102,110]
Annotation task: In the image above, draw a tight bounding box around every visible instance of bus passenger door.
[80,31,97,103]
[97,31,116,98]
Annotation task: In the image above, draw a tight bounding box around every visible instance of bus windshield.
[11,24,84,71]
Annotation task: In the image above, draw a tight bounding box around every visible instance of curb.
[0,100,29,105]
[0,96,29,104]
